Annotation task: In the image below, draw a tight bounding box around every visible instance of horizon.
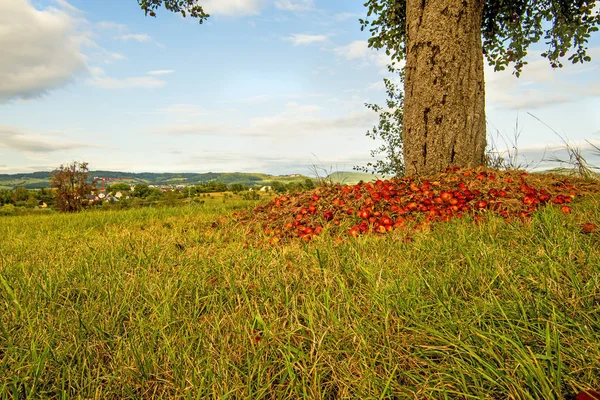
[1,0,599,175]
[2,144,600,177]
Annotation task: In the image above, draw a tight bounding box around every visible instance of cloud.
[334,12,362,22]
[88,76,167,89]
[201,0,264,16]
[158,104,207,117]
[334,41,369,59]
[286,34,327,46]
[484,138,600,171]
[366,81,386,91]
[86,68,168,89]
[102,51,126,64]
[217,92,327,105]
[115,34,151,42]
[485,47,600,110]
[154,102,376,137]
[333,40,393,74]
[96,21,127,31]
[101,22,161,47]
[147,70,175,76]
[0,0,88,101]
[171,150,379,175]
[0,126,93,152]
[274,0,314,11]
[51,0,81,14]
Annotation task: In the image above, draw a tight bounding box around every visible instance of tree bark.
[403,0,486,176]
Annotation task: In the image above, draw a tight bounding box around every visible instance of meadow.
[0,188,599,399]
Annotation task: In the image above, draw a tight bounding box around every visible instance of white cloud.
[274,0,314,11]
[51,0,81,14]
[485,47,600,110]
[333,40,393,74]
[158,104,208,117]
[115,34,151,42]
[286,34,327,46]
[154,102,376,137]
[366,81,386,91]
[147,70,175,76]
[0,0,88,101]
[217,92,327,105]
[335,41,373,61]
[334,12,362,22]
[103,51,126,63]
[87,65,168,89]
[88,76,167,89]
[0,126,93,152]
[201,0,264,16]
[96,21,127,31]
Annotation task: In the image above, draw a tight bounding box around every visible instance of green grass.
[327,171,384,185]
[1,195,599,399]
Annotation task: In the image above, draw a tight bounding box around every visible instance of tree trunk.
[403,0,486,176]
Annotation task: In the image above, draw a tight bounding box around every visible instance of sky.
[1,0,599,176]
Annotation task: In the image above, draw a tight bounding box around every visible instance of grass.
[1,194,599,399]
[326,171,383,185]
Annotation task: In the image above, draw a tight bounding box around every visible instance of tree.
[132,184,153,198]
[12,186,30,203]
[50,162,96,212]
[107,183,131,193]
[269,181,287,194]
[361,0,599,175]
[137,0,209,21]
[355,65,405,177]
[230,183,248,193]
[303,179,316,190]
[0,190,12,206]
[34,188,54,206]
[140,1,599,176]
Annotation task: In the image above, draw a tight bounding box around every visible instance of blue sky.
[1,0,599,175]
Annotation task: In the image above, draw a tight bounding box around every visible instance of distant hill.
[326,171,385,185]
[0,170,312,190]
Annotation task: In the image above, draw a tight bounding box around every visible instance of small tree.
[0,189,12,206]
[230,183,247,193]
[270,181,287,194]
[107,183,131,193]
[303,179,316,190]
[12,186,30,203]
[356,66,405,177]
[132,184,152,198]
[50,162,96,212]
[35,188,55,206]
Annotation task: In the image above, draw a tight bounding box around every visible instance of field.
[1,188,599,398]
[0,171,314,190]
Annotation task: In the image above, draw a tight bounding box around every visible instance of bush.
[241,191,260,200]
[0,204,17,216]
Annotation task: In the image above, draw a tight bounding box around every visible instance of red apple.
[522,195,536,205]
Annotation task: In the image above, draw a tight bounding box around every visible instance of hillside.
[0,171,312,190]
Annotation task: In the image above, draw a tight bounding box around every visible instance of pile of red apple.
[234,167,599,244]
